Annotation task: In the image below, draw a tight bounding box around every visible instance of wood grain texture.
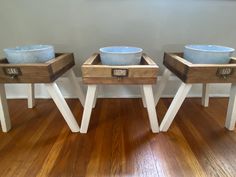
[164,53,236,83]
[82,53,158,84]
[0,98,236,177]
[82,77,157,85]
[0,53,74,83]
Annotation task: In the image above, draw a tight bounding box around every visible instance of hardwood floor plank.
[46,100,86,177]
[9,110,59,177]
[151,99,206,177]
[36,126,70,177]
[0,101,59,177]
[110,99,126,177]
[85,99,113,177]
[125,99,159,177]
[23,100,80,177]
[0,98,235,177]
[174,98,236,177]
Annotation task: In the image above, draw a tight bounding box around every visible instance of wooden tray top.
[0,53,75,83]
[164,53,236,83]
[82,53,158,84]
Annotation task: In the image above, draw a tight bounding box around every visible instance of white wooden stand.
[202,84,210,107]
[27,84,35,108]
[140,85,147,108]
[80,84,159,133]
[225,83,236,130]
[80,85,97,133]
[160,82,192,131]
[142,85,159,133]
[0,69,83,133]
[0,84,11,132]
[155,68,236,132]
[45,82,80,132]
[154,69,172,105]
[81,53,159,133]
[67,69,85,107]
[92,85,98,108]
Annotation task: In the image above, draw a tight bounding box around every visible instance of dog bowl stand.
[154,53,236,132]
[0,53,85,133]
[80,53,159,133]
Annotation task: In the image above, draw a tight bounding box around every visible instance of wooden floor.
[0,98,236,177]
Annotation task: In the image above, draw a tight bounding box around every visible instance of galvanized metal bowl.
[99,46,143,65]
[184,45,235,64]
[4,45,55,63]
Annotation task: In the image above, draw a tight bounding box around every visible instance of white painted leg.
[160,83,192,132]
[45,82,80,132]
[225,83,236,130]
[140,85,147,108]
[154,69,172,106]
[0,84,11,132]
[67,69,85,107]
[27,84,35,108]
[92,86,98,108]
[202,84,209,107]
[80,85,97,133]
[142,85,159,133]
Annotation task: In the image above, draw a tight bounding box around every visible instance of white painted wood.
[92,85,98,108]
[67,69,85,107]
[225,83,236,130]
[140,85,147,108]
[154,69,172,106]
[44,82,80,132]
[142,85,159,133]
[27,84,35,108]
[80,85,97,133]
[160,82,192,132]
[202,84,209,107]
[0,84,11,132]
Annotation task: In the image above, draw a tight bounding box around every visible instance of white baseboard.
[4,76,231,99]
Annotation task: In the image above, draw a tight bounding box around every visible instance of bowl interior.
[185,45,235,53]
[100,46,143,54]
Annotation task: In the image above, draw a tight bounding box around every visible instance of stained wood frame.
[0,53,75,83]
[164,53,236,83]
[82,53,158,84]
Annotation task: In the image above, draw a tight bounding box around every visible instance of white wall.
[1,0,236,73]
[4,77,232,99]
[0,0,236,98]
